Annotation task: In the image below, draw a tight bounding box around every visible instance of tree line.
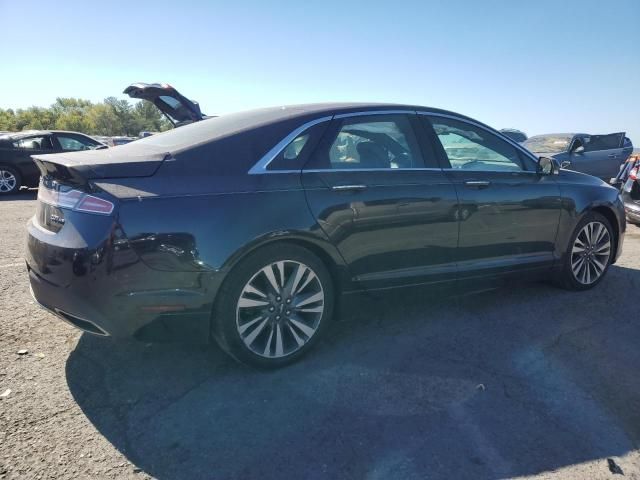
[0,97,172,137]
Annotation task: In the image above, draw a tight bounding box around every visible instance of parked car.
[123,82,207,127]
[0,130,105,194]
[500,128,527,143]
[619,155,640,224]
[26,104,625,368]
[523,133,633,181]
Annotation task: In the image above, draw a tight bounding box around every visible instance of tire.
[211,243,334,369]
[0,166,21,195]
[557,212,614,290]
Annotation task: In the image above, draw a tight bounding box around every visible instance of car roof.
[0,130,95,140]
[122,102,498,155]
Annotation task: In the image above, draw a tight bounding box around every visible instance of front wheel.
[558,212,614,290]
[0,166,21,195]
[212,244,334,369]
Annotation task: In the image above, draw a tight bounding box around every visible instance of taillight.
[629,168,638,181]
[38,186,114,215]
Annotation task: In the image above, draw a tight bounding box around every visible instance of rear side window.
[12,136,54,150]
[427,116,535,172]
[583,133,625,152]
[308,114,428,170]
[267,122,328,171]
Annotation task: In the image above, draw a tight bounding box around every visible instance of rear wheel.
[558,212,614,290]
[212,244,334,368]
[0,166,21,195]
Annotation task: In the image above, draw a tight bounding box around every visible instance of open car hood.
[123,83,204,126]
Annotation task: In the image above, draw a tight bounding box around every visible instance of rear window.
[124,107,308,154]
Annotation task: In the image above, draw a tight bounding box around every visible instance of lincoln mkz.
[26,104,626,367]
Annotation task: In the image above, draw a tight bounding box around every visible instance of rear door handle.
[332,184,367,192]
[608,154,618,158]
[464,180,491,188]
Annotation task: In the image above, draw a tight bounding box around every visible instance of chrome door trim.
[417,111,542,167]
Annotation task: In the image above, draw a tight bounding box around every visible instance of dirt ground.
[1,190,640,479]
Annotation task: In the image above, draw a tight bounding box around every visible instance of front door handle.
[464,180,491,188]
[332,184,367,192]
[608,154,618,158]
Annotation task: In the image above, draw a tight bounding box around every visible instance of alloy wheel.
[236,260,325,358]
[0,170,17,193]
[570,221,611,285]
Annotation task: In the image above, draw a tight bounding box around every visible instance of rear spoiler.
[32,148,170,188]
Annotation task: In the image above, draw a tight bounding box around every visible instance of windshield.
[523,134,573,154]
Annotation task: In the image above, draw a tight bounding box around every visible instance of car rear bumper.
[25,217,220,342]
[624,201,640,224]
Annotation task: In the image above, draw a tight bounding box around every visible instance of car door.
[302,112,459,289]
[568,133,626,180]
[423,114,562,279]
[10,135,56,183]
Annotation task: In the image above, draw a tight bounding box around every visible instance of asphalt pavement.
[1,190,639,479]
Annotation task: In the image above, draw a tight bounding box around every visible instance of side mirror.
[538,156,559,175]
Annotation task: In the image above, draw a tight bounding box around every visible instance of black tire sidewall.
[0,165,21,195]
[561,212,614,290]
[212,243,334,369]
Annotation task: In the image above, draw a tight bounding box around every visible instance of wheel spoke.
[238,297,269,308]
[262,265,280,293]
[294,291,323,308]
[572,244,585,254]
[286,321,305,347]
[238,315,265,335]
[288,264,307,296]
[244,284,267,298]
[296,270,317,295]
[297,306,324,313]
[289,315,317,338]
[276,261,285,290]
[591,256,606,273]
[275,324,284,357]
[244,317,269,346]
[263,324,274,356]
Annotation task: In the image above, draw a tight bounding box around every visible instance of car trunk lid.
[123,82,204,126]
[32,144,170,188]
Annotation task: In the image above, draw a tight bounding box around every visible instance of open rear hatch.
[123,82,204,126]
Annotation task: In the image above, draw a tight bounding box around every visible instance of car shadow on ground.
[66,265,640,480]
[0,189,37,201]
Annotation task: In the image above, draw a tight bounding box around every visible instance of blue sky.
[1,0,639,141]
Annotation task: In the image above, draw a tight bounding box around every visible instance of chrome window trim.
[333,109,416,119]
[418,111,541,168]
[304,167,444,173]
[249,110,419,174]
[248,115,333,174]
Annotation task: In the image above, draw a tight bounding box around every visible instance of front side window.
[56,135,98,151]
[313,115,424,170]
[429,116,532,172]
[523,134,573,154]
